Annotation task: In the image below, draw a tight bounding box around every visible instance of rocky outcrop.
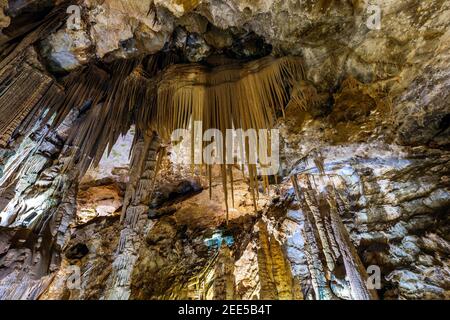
[0,111,80,299]
[39,214,121,300]
[0,1,10,30]
[0,0,448,301]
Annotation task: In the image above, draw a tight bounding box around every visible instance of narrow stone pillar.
[291,174,378,300]
[325,185,378,300]
[257,221,302,300]
[102,133,161,300]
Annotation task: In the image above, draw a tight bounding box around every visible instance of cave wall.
[0,0,448,300]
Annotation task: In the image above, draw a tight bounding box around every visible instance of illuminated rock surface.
[0,0,448,300]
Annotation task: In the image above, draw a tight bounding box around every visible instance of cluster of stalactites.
[1,31,305,217]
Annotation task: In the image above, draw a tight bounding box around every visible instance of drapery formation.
[0,62,54,148]
[154,56,304,217]
[0,2,69,148]
[155,56,304,138]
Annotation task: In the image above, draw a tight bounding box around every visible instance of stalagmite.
[291,176,335,300]
[257,221,301,300]
[303,178,336,274]
[0,127,79,298]
[103,132,161,300]
[257,221,277,299]
[0,109,79,228]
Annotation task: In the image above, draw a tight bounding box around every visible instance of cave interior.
[0,0,448,300]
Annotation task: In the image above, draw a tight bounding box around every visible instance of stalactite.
[51,54,175,177]
[22,55,304,219]
[44,65,109,132]
[154,56,304,138]
[154,56,304,214]
[291,173,379,300]
[1,44,304,222]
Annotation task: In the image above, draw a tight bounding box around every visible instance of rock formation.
[0,0,448,300]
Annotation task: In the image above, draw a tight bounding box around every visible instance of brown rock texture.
[0,0,448,301]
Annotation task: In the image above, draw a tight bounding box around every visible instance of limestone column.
[102,132,161,300]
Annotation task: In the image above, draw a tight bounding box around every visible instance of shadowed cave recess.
[0,0,448,300]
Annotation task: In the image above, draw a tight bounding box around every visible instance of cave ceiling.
[0,0,448,301]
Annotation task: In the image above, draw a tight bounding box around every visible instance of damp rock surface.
[0,0,448,301]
